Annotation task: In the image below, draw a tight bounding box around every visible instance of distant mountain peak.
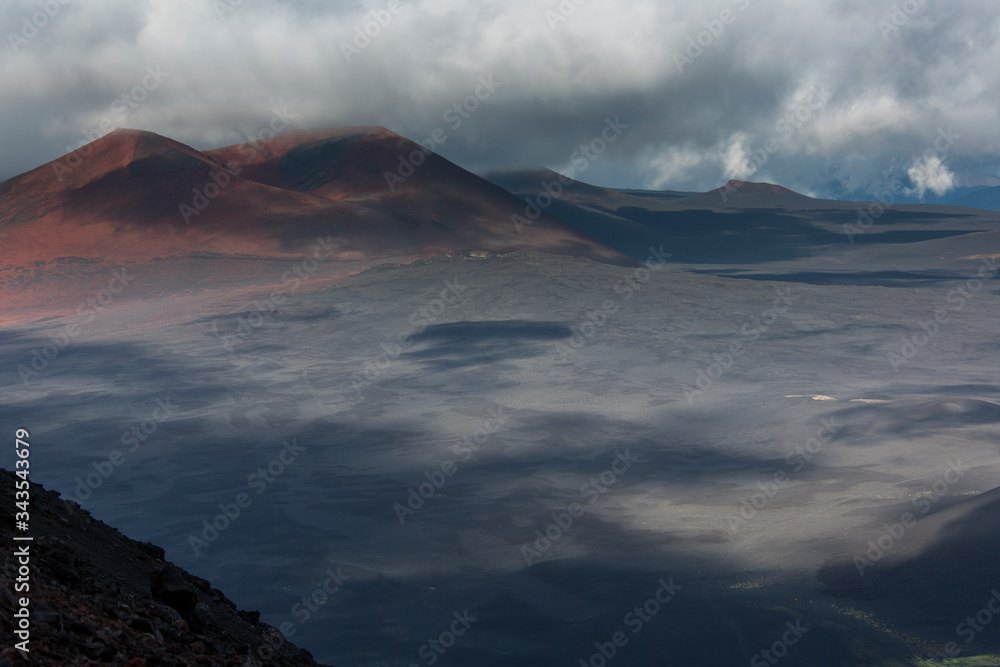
[89,127,190,157]
[721,179,799,196]
[46,128,223,183]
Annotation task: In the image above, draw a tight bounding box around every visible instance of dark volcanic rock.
[151,565,198,618]
[0,468,332,666]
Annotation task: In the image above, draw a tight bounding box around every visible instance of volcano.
[0,127,631,320]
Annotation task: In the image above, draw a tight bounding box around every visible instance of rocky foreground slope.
[0,468,330,666]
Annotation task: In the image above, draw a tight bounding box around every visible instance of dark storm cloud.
[1,0,998,198]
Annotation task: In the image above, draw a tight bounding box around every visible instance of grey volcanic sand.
[2,253,1000,665]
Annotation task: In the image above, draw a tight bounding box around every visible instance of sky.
[1,0,999,200]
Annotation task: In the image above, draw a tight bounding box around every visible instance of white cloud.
[0,0,998,200]
[721,134,754,181]
[645,144,715,190]
[907,154,955,199]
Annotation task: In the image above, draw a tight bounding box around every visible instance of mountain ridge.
[0,127,633,319]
